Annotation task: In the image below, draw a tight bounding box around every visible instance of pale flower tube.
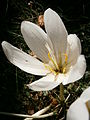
[1,8,86,91]
[67,87,90,120]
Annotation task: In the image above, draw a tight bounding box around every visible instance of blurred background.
[0,0,90,119]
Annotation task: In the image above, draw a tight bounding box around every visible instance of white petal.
[2,41,50,76]
[80,87,90,103]
[67,98,89,120]
[44,8,68,64]
[27,73,62,91]
[21,21,53,63]
[67,34,81,66]
[62,55,86,85]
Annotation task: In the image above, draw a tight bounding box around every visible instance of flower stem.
[60,83,64,102]
[60,83,65,119]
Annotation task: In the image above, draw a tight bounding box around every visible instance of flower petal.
[27,73,62,91]
[63,55,86,85]
[67,98,89,120]
[1,41,50,76]
[80,87,90,103]
[44,8,68,64]
[21,21,53,63]
[67,34,81,66]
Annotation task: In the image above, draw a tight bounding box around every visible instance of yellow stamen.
[48,52,59,70]
[64,53,68,64]
[62,67,66,74]
[62,53,68,74]
[44,50,68,77]
[44,63,56,75]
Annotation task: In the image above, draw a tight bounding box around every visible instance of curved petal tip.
[1,41,7,47]
[45,8,53,13]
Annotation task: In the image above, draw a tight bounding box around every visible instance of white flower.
[67,87,90,120]
[1,8,86,91]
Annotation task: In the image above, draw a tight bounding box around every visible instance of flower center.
[44,51,68,75]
